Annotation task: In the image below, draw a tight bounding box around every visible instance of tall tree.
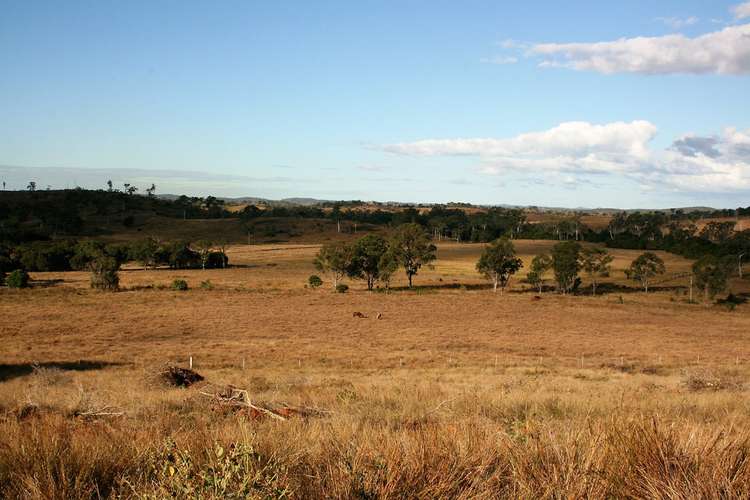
[551,241,582,294]
[476,237,523,293]
[625,252,665,292]
[347,234,390,290]
[693,255,732,302]
[194,240,213,270]
[130,237,160,269]
[581,247,613,296]
[527,254,553,293]
[313,242,351,290]
[390,223,437,288]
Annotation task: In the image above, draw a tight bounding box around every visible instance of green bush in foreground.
[308,275,323,289]
[6,269,29,289]
[172,279,189,291]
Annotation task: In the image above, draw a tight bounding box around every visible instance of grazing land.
[2,241,750,498]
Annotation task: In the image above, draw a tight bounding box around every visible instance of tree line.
[311,228,737,304]
[0,238,229,291]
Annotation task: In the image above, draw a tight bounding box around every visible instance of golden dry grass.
[2,241,750,498]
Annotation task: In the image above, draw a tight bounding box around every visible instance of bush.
[171,279,188,291]
[200,280,214,290]
[6,269,29,288]
[90,257,120,291]
[335,283,349,293]
[308,275,323,288]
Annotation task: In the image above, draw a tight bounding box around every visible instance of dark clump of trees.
[313,223,435,291]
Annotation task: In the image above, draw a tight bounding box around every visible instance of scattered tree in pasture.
[692,255,733,302]
[377,249,399,290]
[581,247,613,296]
[89,256,120,291]
[527,254,553,293]
[390,223,437,288]
[146,183,156,197]
[347,234,390,290]
[551,241,582,294]
[27,181,36,192]
[625,252,665,293]
[313,242,351,290]
[130,237,160,269]
[70,240,126,291]
[726,230,750,278]
[194,240,213,270]
[476,237,523,293]
[106,179,113,192]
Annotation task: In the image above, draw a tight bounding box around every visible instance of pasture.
[2,241,750,498]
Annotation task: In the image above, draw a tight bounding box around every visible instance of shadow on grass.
[380,281,693,296]
[29,278,65,288]
[0,360,128,383]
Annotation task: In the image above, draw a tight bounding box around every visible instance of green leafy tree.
[625,252,665,292]
[130,237,160,269]
[377,249,399,290]
[581,247,614,296]
[313,242,351,291]
[551,241,582,294]
[476,237,523,293]
[390,223,437,288]
[347,234,390,290]
[70,240,124,291]
[693,255,732,302]
[527,254,552,293]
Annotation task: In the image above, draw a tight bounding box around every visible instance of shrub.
[90,256,120,291]
[6,269,29,288]
[308,275,323,288]
[335,283,349,293]
[200,280,214,290]
[172,279,189,291]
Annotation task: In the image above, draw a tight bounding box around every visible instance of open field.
[2,241,750,498]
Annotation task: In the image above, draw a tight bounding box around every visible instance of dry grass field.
[2,241,750,498]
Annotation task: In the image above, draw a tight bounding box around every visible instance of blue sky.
[1,1,749,208]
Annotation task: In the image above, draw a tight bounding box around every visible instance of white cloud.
[734,2,750,19]
[656,16,699,30]
[480,56,518,65]
[529,23,750,75]
[380,122,750,193]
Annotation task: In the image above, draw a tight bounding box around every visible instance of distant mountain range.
[156,194,717,214]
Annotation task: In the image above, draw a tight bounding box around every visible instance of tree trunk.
[592,281,596,296]
[739,254,744,278]
[493,277,498,293]
[408,274,413,288]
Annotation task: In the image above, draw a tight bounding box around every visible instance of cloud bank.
[381,122,750,193]
[734,2,750,19]
[529,23,750,75]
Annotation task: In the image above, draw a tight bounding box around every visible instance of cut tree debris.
[160,365,205,387]
[200,384,331,421]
